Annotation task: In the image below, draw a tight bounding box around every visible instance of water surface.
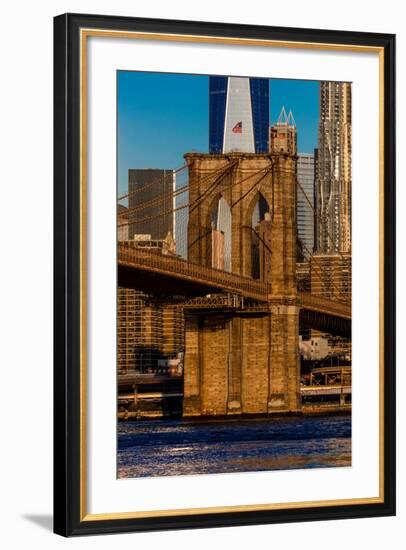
[117,415,351,478]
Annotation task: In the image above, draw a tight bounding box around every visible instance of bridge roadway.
[118,242,351,321]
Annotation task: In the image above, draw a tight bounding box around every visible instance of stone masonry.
[183,153,300,416]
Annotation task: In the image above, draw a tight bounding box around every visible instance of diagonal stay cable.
[118,183,189,218]
[241,225,273,257]
[117,164,187,203]
[119,163,272,228]
[296,177,346,260]
[302,241,348,302]
[188,159,240,214]
[231,165,273,210]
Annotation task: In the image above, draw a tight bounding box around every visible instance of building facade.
[269,107,297,155]
[297,153,315,259]
[211,227,225,270]
[117,204,129,242]
[117,233,184,374]
[315,82,352,254]
[209,76,269,154]
[117,287,184,374]
[310,253,352,302]
[128,168,175,241]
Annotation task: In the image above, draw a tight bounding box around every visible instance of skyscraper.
[117,204,129,242]
[297,153,315,258]
[211,228,225,271]
[209,76,269,154]
[117,230,184,374]
[316,82,352,254]
[210,196,231,272]
[118,180,182,374]
[128,168,175,241]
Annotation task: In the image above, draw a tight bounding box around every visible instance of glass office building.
[297,153,315,259]
[128,168,175,241]
[209,76,269,154]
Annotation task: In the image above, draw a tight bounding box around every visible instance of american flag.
[232,121,242,134]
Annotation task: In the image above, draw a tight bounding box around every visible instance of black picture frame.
[54,12,396,536]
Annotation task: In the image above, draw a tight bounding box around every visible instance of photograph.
[116,71,352,479]
[52,12,395,535]
[0,1,399,545]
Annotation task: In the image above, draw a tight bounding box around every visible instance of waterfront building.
[117,234,184,374]
[310,253,352,302]
[117,287,147,372]
[315,82,352,254]
[209,76,269,154]
[299,335,329,360]
[297,153,315,259]
[128,168,175,241]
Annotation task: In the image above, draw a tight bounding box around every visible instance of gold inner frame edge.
[79,27,385,522]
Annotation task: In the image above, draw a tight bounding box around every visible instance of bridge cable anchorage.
[117,164,187,203]
[296,178,346,260]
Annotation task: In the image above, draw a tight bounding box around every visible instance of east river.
[117,414,351,478]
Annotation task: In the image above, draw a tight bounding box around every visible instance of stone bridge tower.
[183,152,300,416]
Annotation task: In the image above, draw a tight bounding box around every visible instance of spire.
[277,106,288,124]
[276,107,296,127]
[287,110,296,127]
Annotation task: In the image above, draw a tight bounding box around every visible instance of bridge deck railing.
[118,241,270,301]
[118,243,351,319]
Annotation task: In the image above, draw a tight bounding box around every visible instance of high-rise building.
[117,235,183,374]
[128,168,175,241]
[256,212,272,282]
[297,153,315,259]
[310,253,352,302]
[117,204,129,242]
[209,196,231,272]
[211,227,225,271]
[269,107,297,155]
[209,76,269,154]
[316,82,352,254]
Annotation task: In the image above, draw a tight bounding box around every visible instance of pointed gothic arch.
[248,192,272,279]
[206,193,232,272]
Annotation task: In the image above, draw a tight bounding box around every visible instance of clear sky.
[117,71,319,196]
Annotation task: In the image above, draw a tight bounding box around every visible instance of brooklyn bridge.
[117,152,351,416]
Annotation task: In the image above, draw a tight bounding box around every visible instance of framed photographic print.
[53,13,396,536]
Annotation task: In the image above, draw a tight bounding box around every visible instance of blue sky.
[117,72,319,196]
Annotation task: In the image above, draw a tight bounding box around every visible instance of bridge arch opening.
[208,194,232,272]
[249,192,272,280]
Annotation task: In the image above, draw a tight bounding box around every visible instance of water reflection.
[117,415,351,478]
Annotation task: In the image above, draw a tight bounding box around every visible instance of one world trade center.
[209,76,269,154]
